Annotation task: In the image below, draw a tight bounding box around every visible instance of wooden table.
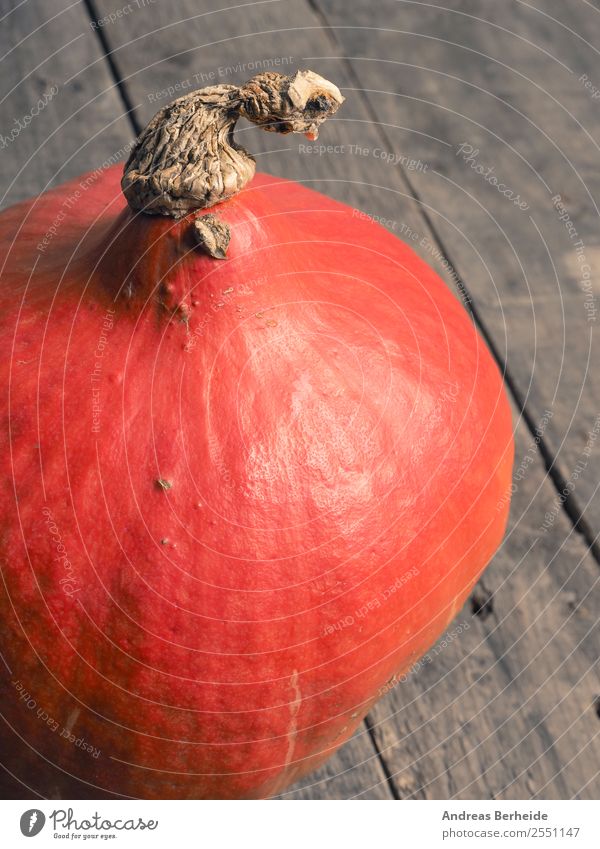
[1,0,599,800]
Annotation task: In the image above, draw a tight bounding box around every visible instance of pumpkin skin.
[0,164,513,799]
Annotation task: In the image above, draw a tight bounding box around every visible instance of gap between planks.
[83,0,143,135]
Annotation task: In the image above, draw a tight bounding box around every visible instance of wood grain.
[0,0,132,207]
[313,0,600,555]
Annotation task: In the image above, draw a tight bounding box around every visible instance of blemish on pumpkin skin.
[64,708,81,736]
[155,478,173,491]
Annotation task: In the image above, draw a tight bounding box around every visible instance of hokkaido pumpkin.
[0,70,513,799]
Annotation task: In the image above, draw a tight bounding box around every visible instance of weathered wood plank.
[365,404,600,799]
[0,0,132,208]
[308,0,600,798]
[314,0,600,553]
[90,0,600,800]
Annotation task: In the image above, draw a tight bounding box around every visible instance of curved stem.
[121,70,344,219]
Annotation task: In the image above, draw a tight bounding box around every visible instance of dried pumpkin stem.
[121,70,344,219]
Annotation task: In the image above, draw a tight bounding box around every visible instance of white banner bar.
[1,799,599,848]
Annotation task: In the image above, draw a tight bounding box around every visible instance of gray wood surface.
[1,0,598,800]
[315,0,600,555]
[0,0,131,205]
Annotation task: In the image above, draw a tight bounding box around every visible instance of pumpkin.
[0,70,513,799]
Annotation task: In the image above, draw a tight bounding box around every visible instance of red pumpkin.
[0,157,512,798]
